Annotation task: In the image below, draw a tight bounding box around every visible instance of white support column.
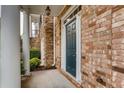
[0,5,1,18]
[0,5,20,87]
[22,11,30,75]
[0,5,1,86]
[40,15,45,66]
[29,15,32,38]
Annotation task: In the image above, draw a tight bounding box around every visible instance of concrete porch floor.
[21,69,76,88]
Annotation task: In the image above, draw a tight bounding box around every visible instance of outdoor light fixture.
[45,6,51,16]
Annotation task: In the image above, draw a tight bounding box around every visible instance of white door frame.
[61,5,81,83]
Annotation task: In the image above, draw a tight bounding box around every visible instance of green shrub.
[30,58,41,71]
[30,48,41,59]
[21,61,25,75]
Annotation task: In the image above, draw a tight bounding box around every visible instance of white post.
[0,5,1,86]
[40,15,45,66]
[0,5,20,88]
[29,15,32,38]
[22,11,30,75]
[0,5,1,17]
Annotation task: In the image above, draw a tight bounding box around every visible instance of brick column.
[40,16,54,68]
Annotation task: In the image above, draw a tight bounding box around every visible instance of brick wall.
[81,5,112,88]
[54,6,70,69]
[111,6,124,88]
[81,5,124,88]
[30,37,40,49]
[55,17,61,69]
[55,5,124,88]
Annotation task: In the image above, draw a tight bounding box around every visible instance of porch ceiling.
[28,5,64,16]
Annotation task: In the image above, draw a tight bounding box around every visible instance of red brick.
[112,44,124,50]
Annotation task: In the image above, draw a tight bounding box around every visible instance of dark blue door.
[66,18,76,77]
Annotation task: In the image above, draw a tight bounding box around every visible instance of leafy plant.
[30,48,41,59]
[21,61,25,75]
[30,58,41,71]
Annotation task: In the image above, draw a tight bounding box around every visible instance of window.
[64,5,81,24]
[31,22,40,38]
[20,11,24,36]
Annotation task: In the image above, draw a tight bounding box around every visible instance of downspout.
[52,17,56,66]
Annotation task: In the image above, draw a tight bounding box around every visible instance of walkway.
[21,69,76,88]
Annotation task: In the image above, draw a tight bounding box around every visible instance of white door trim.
[61,5,81,83]
[76,15,81,83]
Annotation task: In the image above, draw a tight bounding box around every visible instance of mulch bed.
[32,65,56,71]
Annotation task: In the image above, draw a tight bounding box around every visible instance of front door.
[66,18,76,77]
